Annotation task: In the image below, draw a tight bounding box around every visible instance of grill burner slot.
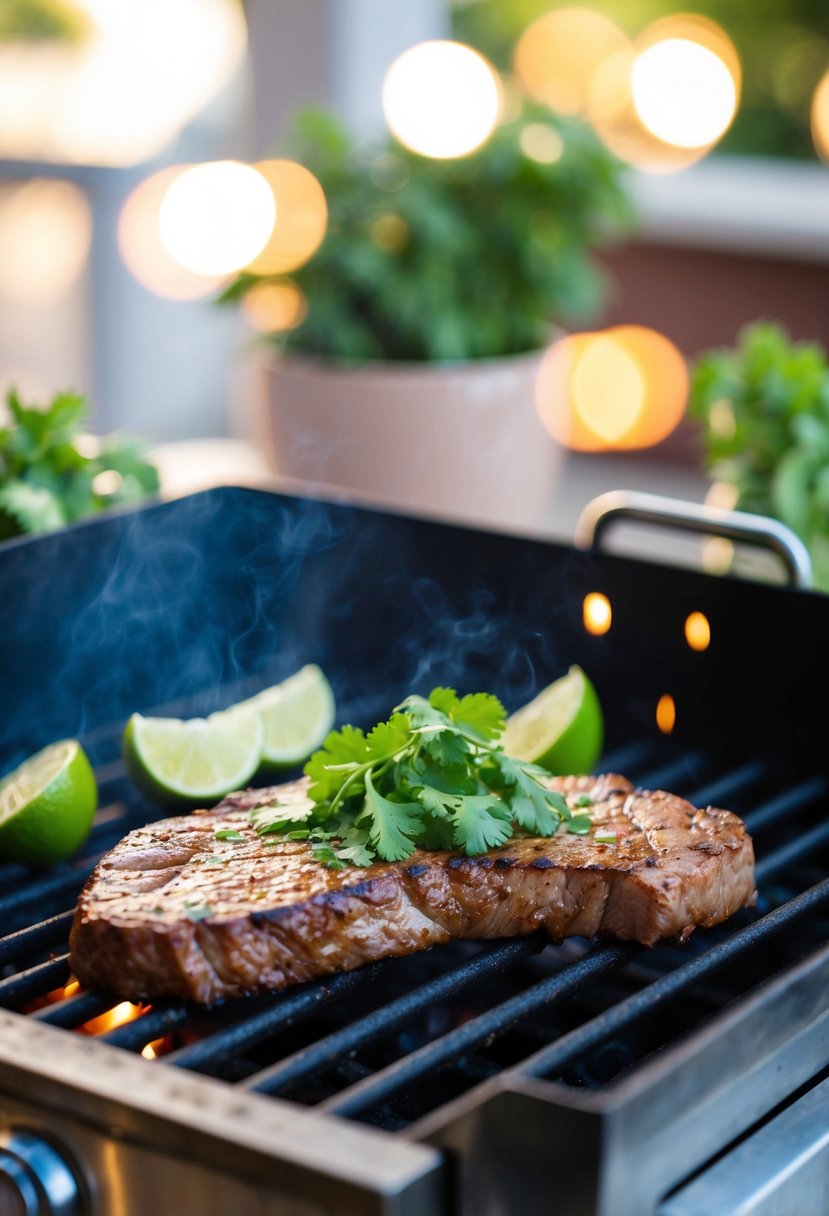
[2,739,829,1143]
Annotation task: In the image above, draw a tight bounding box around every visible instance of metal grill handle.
[575,491,813,589]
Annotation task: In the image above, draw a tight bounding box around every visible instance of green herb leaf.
[358,771,422,862]
[215,829,245,842]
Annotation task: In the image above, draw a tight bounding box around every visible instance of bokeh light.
[536,326,688,452]
[0,0,247,167]
[245,161,328,276]
[587,15,739,172]
[656,694,676,734]
[382,40,502,159]
[159,161,275,278]
[685,611,711,652]
[515,8,630,117]
[583,592,612,636]
[811,69,829,161]
[118,167,224,300]
[241,282,308,334]
[370,213,410,253]
[519,122,565,164]
[632,38,738,149]
[0,180,91,304]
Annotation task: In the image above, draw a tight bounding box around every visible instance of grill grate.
[2,738,829,1135]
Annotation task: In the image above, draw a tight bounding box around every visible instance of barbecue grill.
[2,485,828,1216]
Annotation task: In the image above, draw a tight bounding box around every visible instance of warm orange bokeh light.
[685,612,711,652]
[246,160,328,275]
[382,41,502,159]
[583,592,612,636]
[159,161,275,278]
[118,167,224,300]
[589,15,739,173]
[656,694,676,734]
[811,70,829,160]
[515,8,629,117]
[536,327,688,452]
[241,281,308,333]
[0,180,91,305]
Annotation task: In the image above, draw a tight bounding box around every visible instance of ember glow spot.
[685,612,711,652]
[382,41,501,159]
[656,694,676,735]
[583,593,612,636]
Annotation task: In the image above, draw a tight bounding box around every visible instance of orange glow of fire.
[82,1001,146,1036]
[656,694,677,735]
[685,611,711,652]
[583,592,612,636]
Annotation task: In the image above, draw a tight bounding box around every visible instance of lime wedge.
[242,664,335,776]
[123,706,264,809]
[0,739,97,865]
[501,666,604,775]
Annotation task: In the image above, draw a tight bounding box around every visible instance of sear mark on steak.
[69,774,757,1004]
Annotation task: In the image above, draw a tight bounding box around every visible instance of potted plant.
[223,106,630,530]
[691,321,829,591]
[0,388,158,541]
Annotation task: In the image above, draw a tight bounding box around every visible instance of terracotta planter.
[252,351,562,531]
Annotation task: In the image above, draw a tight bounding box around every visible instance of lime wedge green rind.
[0,739,97,865]
[242,664,336,775]
[502,665,604,775]
[123,706,264,810]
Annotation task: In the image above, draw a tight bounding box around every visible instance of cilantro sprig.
[249,688,592,869]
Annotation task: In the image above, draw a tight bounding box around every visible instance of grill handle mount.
[575,491,813,590]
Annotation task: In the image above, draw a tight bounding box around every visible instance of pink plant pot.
[256,351,562,531]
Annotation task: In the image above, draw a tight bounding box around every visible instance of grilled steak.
[70,774,756,1003]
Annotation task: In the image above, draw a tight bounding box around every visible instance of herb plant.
[223,105,630,362]
[0,388,159,541]
[250,687,593,868]
[691,322,829,591]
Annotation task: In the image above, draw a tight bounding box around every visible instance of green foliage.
[0,388,159,541]
[690,322,829,589]
[251,687,584,868]
[0,0,89,44]
[222,104,631,362]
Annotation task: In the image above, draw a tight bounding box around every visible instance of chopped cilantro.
[250,687,598,870]
[215,829,245,842]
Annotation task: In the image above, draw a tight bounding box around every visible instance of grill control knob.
[0,1131,83,1216]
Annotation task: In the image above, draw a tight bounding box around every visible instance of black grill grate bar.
[635,752,707,792]
[32,990,114,1028]
[0,910,74,964]
[320,942,635,1119]
[742,777,829,834]
[163,965,386,1066]
[687,761,772,810]
[0,862,96,921]
[598,739,661,774]
[100,1002,193,1049]
[0,953,70,1006]
[237,936,547,1094]
[755,820,829,884]
[514,875,829,1084]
